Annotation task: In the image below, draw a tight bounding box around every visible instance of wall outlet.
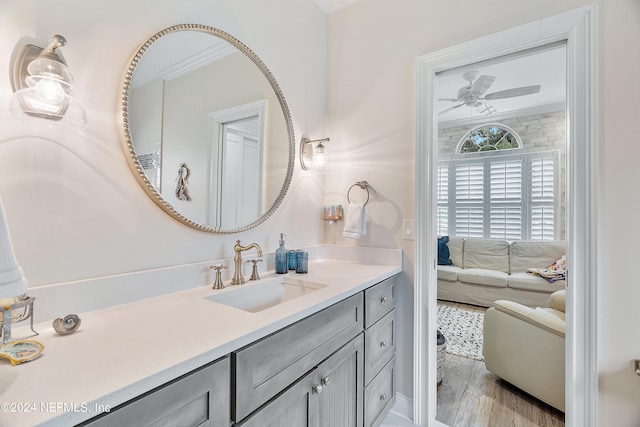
[402,219,414,240]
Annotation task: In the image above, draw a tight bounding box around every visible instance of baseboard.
[389,393,413,421]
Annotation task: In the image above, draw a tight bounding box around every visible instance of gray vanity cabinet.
[232,293,363,421]
[237,334,364,427]
[363,277,397,427]
[234,275,398,427]
[81,356,230,427]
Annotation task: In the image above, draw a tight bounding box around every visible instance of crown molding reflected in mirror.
[118,24,295,233]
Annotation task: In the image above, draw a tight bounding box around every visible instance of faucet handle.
[247,259,262,281]
[210,264,227,290]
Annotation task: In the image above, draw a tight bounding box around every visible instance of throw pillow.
[437,236,453,266]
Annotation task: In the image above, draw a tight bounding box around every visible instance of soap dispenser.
[275,233,288,274]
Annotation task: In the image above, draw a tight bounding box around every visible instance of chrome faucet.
[231,240,263,285]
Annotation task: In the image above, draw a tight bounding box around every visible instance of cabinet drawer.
[364,277,396,328]
[364,356,396,427]
[83,356,230,427]
[364,308,396,385]
[233,293,363,421]
[237,334,364,427]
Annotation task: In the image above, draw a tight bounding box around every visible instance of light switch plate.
[402,219,414,240]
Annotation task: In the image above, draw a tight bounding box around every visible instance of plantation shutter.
[530,154,557,240]
[436,165,449,236]
[489,159,522,240]
[437,151,558,241]
[454,163,484,238]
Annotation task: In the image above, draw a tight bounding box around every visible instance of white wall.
[0,0,328,290]
[326,0,640,425]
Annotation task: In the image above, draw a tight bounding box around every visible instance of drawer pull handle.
[380,393,387,401]
[313,384,323,394]
[321,376,331,385]
[380,340,387,348]
[380,296,388,304]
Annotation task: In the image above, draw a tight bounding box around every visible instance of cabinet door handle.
[380,393,387,401]
[380,340,387,348]
[312,384,323,394]
[321,376,331,385]
[380,296,388,304]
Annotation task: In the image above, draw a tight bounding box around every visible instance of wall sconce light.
[9,34,87,126]
[300,137,330,174]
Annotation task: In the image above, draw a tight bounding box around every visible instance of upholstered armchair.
[483,290,565,412]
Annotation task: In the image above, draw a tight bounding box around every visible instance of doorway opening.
[413,6,598,427]
[434,42,567,426]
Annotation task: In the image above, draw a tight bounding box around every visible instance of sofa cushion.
[437,265,462,282]
[458,268,508,288]
[508,272,565,293]
[447,237,464,267]
[463,239,510,274]
[510,241,565,274]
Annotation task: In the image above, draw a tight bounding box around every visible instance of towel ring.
[347,181,370,206]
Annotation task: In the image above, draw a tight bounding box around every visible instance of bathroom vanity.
[0,253,401,427]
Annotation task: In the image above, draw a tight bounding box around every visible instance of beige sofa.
[483,290,566,411]
[438,238,565,307]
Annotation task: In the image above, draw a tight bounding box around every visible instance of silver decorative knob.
[380,340,387,348]
[247,259,262,281]
[210,265,226,290]
[380,296,388,304]
[380,393,387,401]
[312,384,323,394]
[321,376,330,385]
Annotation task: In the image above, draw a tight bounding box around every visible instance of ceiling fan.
[439,70,541,116]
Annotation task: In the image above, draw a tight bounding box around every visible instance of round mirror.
[118,24,294,233]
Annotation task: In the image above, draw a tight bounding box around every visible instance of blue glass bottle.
[275,233,288,274]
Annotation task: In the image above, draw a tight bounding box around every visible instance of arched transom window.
[457,124,522,154]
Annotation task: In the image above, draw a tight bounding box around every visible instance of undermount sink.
[204,276,327,313]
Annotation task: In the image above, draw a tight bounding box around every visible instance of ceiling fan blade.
[439,103,465,115]
[471,75,496,94]
[484,85,541,100]
[438,98,462,102]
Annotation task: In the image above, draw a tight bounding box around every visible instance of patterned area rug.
[437,304,485,361]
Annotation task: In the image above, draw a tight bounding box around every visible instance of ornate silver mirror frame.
[118,24,295,233]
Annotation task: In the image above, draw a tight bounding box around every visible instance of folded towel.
[343,203,367,239]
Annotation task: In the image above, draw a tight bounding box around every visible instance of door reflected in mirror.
[120,25,294,233]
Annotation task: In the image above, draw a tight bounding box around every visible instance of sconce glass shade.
[300,137,330,173]
[9,35,87,127]
[312,141,329,174]
[0,198,27,300]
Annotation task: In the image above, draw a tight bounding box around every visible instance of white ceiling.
[437,44,567,125]
[312,0,361,13]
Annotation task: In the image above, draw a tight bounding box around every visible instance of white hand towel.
[343,203,367,239]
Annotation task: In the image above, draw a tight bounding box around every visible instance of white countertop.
[0,258,401,426]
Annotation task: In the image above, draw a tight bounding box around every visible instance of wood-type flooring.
[436,301,565,427]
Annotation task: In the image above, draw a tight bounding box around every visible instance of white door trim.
[413,5,598,426]
[207,99,267,227]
